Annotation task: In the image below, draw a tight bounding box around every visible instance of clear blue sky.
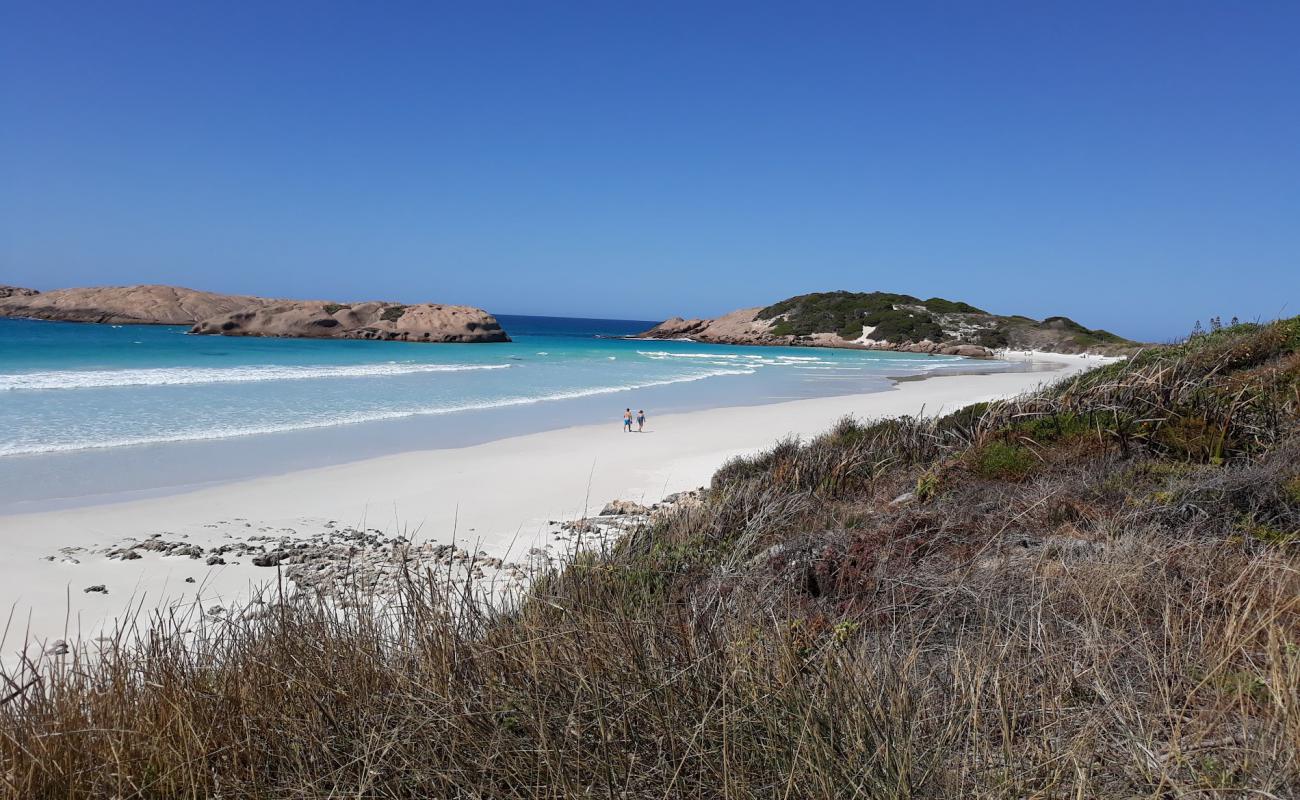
[2,2,1297,340]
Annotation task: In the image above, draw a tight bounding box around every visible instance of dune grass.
[2,320,1298,798]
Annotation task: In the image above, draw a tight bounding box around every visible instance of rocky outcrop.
[0,283,511,343]
[641,291,1137,356]
[0,285,272,325]
[639,307,995,357]
[643,307,775,343]
[599,500,652,516]
[190,301,509,343]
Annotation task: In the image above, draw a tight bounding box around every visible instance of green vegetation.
[972,327,1009,348]
[969,440,1038,480]
[1040,315,1129,346]
[4,319,1299,797]
[758,290,964,342]
[380,304,406,321]
[754,289,1135,350]
[922,296,986,314]
[1286,476,1300,505]
[1012,409,1093,443]
[322,303,348,315]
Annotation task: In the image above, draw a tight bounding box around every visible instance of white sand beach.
[0,352,1116,653]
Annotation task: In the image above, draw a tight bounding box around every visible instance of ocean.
[0,315,1019,510]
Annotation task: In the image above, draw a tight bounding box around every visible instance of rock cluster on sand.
[599,499,653,516]
[58,490,707,607]
[190,301,509,343]
[0,283,510,343]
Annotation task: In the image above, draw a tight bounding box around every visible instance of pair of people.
[623,408,646,432]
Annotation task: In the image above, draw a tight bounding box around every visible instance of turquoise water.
[0,315,1004,457]
[0,315,1025,510]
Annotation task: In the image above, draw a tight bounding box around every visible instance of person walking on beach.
[636,409,646,432]
[623,408,633,432]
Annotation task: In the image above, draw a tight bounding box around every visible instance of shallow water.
[0,315,1023,510]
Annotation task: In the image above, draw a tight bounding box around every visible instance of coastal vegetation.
[648,289,1136,354]
[759,290,1132,349]
[3,319,1298,797]
[760,290,955,339]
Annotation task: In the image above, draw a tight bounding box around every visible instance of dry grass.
[2,320,1299,798]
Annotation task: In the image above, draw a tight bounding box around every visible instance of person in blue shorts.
[623,408,633,432]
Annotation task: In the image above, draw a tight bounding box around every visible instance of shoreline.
[0,353,1039,515]
[0,351,1116,652]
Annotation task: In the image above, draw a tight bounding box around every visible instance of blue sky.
[2,2,1297,340]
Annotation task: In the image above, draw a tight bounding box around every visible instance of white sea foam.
[637,350,773,360]
[638,350,844,369]
[0,362,513,391]
[0,367,757,456]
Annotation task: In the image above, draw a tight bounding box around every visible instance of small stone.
[84,584,108,594]
[599,499,650,516]
[184,577,196,583]
[252,551,284,567]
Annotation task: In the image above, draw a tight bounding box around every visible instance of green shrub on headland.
[922,296,986,314]
[757,290,971,342]
[756,289,1135,350]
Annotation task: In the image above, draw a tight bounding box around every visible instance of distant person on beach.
[636,409,646,432]
[623,408,633,432]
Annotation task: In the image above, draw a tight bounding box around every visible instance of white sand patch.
[852,324,878,344]
[993,348,1127,367]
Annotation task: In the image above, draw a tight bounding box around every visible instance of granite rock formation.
[190,301,509,343]
[0,285,270,325]
[0,284,510,343]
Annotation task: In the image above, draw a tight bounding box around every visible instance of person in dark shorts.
[636,409,646,432]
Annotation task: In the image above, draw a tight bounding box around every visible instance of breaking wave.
[0,362,514,391]
[0,367,755,456]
